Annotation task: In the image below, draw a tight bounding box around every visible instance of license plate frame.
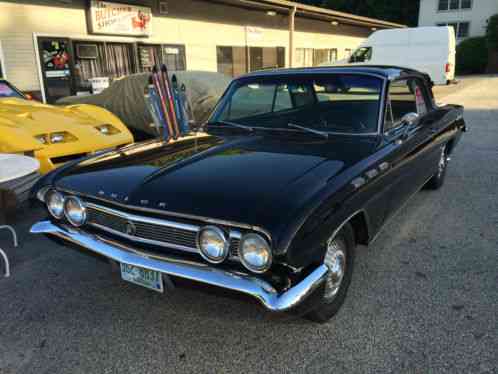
[120,263,164,293]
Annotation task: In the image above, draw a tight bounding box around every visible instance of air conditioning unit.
[76,44,98,59]
[159,1,168,15]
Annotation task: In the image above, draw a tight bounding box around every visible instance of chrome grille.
[229,237,240,258]
[85,203,240,259]
[134,222,197,248]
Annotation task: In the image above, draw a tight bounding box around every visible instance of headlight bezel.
[196,225,229,264]
[239,233,273,273]
[95,124,119,135]
[45,189,65,219]
[63,195,87,227]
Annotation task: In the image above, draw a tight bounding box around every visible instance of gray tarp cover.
[57,71,232,136]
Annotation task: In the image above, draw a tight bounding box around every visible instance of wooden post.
[288,6,296,68]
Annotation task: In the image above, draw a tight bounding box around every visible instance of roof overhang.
[209,0,405,29]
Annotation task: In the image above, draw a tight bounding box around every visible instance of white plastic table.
[0,154,40,277]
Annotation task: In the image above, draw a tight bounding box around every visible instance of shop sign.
[88,0,152,36]
[246,26,264,42]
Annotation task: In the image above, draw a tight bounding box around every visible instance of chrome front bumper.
[30,221,328,312]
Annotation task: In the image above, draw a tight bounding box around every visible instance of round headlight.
[63,196,87,227]
[46,190,65,219]
[197,226,229,264]
[239,233,272,273]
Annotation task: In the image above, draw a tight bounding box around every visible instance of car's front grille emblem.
[125,221,136,236]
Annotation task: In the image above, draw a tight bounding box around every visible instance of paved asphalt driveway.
[1,76,497,374]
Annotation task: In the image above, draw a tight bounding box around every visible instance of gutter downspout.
[288,6,296,68]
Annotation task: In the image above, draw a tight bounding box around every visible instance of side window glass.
[273,84,293,112]
[288,84,315,107]
[384,79,428,132]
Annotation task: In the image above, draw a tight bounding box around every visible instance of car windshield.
[210,74,383,135]
[0,81,23,99]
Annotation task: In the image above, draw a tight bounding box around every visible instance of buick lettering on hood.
[31,66,465,322]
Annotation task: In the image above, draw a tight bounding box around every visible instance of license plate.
[120,263,163,293]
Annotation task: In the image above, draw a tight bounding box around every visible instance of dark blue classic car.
[31,66,465,322]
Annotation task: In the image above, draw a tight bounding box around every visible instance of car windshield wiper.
[206,120,254,132]
[288,123,329,139]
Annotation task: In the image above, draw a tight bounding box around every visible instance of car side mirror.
[401,112,419,126]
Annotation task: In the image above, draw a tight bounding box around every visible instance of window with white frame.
[295,48,338,67]
[438,0,472,11]
[437,21,470,38]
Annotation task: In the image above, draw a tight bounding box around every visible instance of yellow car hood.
[0,97,133,174]
[0,98,102,134]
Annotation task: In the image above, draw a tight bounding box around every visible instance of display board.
[88,0,152,36]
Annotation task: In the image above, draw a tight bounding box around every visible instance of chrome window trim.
[56,187,273,242]
[210,71,387,137]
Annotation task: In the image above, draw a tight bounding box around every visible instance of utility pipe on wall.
[288,6,296,68]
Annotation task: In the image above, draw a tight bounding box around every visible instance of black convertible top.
[242,65,430,82]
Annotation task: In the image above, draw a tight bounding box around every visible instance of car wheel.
[425,144,448,190]
[306,222,355,323]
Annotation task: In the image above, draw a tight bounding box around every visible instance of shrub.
[456,36,488,74]
[486,14,498,51]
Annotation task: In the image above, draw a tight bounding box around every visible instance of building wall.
[418,0,498,40]
[0,0,371,92]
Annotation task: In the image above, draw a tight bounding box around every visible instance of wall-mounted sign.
[246,26,264,42]
[41,40,71,78]
[88,1,152,36]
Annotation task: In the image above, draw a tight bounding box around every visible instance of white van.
[333,27,456,85]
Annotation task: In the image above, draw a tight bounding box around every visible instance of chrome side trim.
[56,187,273,242]
[30,221,328,312]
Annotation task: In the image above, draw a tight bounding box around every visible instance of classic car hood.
[53,134,379,232]
[0,98,100,134]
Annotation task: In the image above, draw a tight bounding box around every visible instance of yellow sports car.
[0,79,133,174]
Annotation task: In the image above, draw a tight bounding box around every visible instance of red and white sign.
[88,1,152,36]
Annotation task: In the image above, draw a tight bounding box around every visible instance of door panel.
[382,78,441,218]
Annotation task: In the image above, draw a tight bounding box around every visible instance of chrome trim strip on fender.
[30,221,328,312]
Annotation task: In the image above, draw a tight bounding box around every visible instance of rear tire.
[306,222,355,323]
[425,144,448,190]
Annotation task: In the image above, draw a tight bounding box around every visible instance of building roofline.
[211,0,406,29]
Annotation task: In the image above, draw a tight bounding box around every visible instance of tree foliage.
[456,37,488,75]
[295,0,420,27]
[486,14,498,51]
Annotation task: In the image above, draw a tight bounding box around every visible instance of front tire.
[306,222,355,323]
[425,144,448,190]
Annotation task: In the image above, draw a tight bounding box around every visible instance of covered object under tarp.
[57,71,232,139]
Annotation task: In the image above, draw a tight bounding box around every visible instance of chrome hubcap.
[438,145,447,177]
[323,237,347,300]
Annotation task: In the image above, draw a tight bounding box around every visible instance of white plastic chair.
[0,225,17,277]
